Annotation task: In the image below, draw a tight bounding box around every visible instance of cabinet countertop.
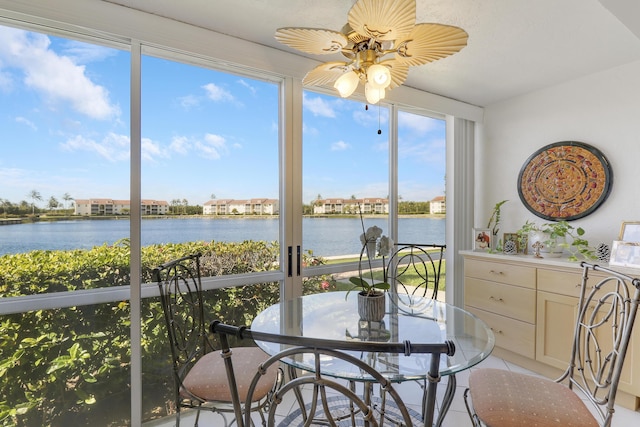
[459,250,640,276]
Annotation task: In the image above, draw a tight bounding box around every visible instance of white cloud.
[353,107,389,128]
[178,94,200,109]
[399,137,446,164]
[331,140,350,151]
[202,83,235,102]
[0,70,12,91]
[15,116,37,130]
[195,133,228,159]
[237,79,256,95]
[303,122,319,136]
[142,137,169,162]
[0,27,119,120]
[398,112,440,134]
[169,135,191,154]
[61,40,117,63]
[60,132,129,161]
[303,93,336,118]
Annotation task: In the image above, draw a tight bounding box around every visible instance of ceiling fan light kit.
[274,0,468,104]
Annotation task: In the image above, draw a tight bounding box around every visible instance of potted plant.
[486,200,508,252]
[348,206,391,321]
[516,220,595,261]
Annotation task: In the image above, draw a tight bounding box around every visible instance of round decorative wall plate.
[517,141,613,221]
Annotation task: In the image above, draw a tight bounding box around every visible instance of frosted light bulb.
[334,71,359,98]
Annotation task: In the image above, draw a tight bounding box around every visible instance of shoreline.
[0,213,446,225]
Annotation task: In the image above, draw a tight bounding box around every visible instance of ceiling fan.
[274,0,468,104]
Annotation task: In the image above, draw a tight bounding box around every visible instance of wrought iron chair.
[464,262,640,427]
[154,253,280,427]
[384,243,445,301]
[383,243,446,417]
[210,320,456,427]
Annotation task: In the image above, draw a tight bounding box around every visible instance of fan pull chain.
[365,104,382,135]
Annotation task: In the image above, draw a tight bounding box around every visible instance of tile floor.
[151,354,640,426]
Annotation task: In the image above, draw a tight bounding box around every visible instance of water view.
[0,217,445,256]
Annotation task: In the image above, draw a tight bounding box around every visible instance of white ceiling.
[103,0,640,107]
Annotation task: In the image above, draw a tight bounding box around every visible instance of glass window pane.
[0,24,130,295]
[302,91,390,260]
[1,304,131,426]
[397,111,446,245]
[140,54,280,273]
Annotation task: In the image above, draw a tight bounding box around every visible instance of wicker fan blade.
[378,59,409,89]
[394,23,469,67]
[348,0,416,41]
[302,61,353,86]
[274,28,349,55]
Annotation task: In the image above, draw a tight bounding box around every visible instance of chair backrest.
[153,253,213,401]
[211,320,455,427]
[562,262,640,425]
[385,243,445,300]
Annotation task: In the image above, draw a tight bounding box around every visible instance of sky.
[0,24,446,209]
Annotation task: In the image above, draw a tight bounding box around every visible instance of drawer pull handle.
[489,270,504,275]
[489,296,504,302]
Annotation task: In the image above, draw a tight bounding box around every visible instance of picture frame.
[473,228,492,251]
[619,221,640,242]
[609,240,640,269]
[503,232,521,255]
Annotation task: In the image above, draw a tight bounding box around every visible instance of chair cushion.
[181,347,278,403]
[469,368,599,427]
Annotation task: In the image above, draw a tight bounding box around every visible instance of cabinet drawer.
[465,278,536,323]
[537,268,583,297]
[464,258,536,289]
[466,307,535,358]
[537,268,609,297]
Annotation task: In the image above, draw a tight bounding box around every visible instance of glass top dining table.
[251,291,495,383]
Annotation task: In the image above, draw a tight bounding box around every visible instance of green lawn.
[331,259,446,292]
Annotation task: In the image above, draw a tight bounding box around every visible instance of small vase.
[357,291,386,322]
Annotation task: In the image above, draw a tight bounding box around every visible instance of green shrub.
[0,240,290,426]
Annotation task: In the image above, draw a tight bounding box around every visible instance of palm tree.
[62,193,73,210]
[48,196,60,211]
[28,190,42,215]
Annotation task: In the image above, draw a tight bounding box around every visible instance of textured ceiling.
[103,0,640,107]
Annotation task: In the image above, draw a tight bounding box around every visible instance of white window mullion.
[280,77,304,303]
[129,39,143,427]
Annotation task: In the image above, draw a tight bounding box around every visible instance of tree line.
[0,190,75,216]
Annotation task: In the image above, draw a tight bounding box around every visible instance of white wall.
[478,60,640,248]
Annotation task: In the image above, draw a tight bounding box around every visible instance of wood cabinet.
[461,251,640,410]
[464,258,536,358]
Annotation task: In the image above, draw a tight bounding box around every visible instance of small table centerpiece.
[348,206,392,322]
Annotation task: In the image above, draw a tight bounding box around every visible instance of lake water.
[0,217,445,256]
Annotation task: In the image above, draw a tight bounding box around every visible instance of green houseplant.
[516,220,595,261]
[487,200,508,252]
